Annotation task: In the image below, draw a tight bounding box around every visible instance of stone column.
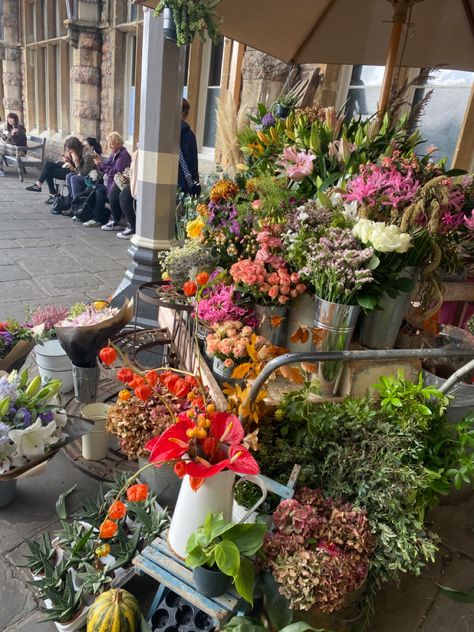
[67,1,102,138]
[114,9,185,321]
[1,0,23,117]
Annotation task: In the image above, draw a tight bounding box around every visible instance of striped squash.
[87,588,141,632]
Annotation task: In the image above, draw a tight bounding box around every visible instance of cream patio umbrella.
[136,0,474,114]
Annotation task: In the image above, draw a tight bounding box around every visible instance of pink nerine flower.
[464,210,474,231]
[277,146,316,182]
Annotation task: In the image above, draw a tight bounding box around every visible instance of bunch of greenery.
[256,371,472,617]
[185,512,267,604]
[154,0,221,46]
[159,239,216,287]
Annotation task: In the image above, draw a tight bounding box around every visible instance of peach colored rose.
[268,285,280,299]
[278,295,289,304]
[224,358,234,368]
[296,284,306,294]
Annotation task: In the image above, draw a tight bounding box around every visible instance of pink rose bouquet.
[206,321,260,368]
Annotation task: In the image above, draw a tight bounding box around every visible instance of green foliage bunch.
[186,512,267,604]
[154,0,221,47]
[256,371,471,603]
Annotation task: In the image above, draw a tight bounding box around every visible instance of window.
[414,69,474,165]
[344,65,385,121]
[124,34,137,140]
[0,0,4,40]
[22,0,70,134]
[197,39,224,152]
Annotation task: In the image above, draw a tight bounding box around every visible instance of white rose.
[352,218,375,243]
[369,224,412,253]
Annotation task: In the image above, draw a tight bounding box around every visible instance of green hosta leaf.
[223,523,267,555]
[214,540,240,577]
[234,556,255,605]
[438,584,474,603]
[56,485,77,520]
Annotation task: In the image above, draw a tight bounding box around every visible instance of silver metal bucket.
[72,365,100,403]
[313,296,360,394]
[255,304,288,347]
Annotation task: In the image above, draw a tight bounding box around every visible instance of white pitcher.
[167,470,267,559]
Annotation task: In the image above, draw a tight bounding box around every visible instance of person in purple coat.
[94,131,131,230]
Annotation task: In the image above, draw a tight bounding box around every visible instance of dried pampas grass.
[215,92,245,176]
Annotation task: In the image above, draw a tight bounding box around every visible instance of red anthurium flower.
[209,412,244,445]
[185,458,230,479]
[227,444,260,475]
[117,368,134,384]
[174,461,187,478]
[146,419,194,463]
[145,370,159,387]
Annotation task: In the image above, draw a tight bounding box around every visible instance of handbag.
[51,185,72,215]
[179,151,201,195]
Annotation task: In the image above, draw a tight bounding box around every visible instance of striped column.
[115,8,185,312]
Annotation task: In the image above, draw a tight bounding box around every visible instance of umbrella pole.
[378,0,411,118]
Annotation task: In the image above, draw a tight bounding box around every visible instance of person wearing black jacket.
[0,112,27,177]
[178,99,200,196]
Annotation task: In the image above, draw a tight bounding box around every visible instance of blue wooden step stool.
[133,471,299,629]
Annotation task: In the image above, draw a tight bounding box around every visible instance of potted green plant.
[40,572,85,631]
[271,93,298,119]
[23,532,58,579]
[185,512,266,603]
[153,0,221,46]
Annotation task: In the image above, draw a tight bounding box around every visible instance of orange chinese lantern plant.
[183,280,197,297]
[126,483,148,503]
[196,271,210,286]
[99,346,117,366]
[117,367,134,383]
[135,383,153,401]
[118,389,131,401]
[108,500,127,520]
[99,519,118,539]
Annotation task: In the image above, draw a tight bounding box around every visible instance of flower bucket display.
[80,403,111,461]
[313,297,360,395]
[72,365,100,404]
[34,339,73,394]
[359,267,418,349]
[255,304,288,347]
[212,356,242,385]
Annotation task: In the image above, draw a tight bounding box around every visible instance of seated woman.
[0,112,27,177]
[25,136,83,204]
[66,137,103,200]
[93,132,131,230]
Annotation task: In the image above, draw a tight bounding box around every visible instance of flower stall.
[1,101,474,632]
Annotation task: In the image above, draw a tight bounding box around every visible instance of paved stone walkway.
[0,170,129,321]
[1,171,474,631]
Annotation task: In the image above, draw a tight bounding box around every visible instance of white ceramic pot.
[54,605,89,632]
[34,340,73,393]
[80,403,111,461]
[168,472,267,559]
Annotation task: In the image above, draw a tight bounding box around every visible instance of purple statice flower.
[0,422,11,446]
[261,112,276,127]
[39,410,54,424]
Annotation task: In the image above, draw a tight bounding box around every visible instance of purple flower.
[0,422,11,446]
[14,408,32,429]
[262,112,276,127]
[39,410,54,424]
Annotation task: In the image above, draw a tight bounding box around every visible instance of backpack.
[71,189,96,223]
[71,184,108,224]
[51,185,72,215]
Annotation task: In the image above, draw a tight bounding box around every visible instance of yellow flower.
[186,216,205,239]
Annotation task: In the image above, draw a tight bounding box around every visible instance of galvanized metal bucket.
[72,365,100,403]
[313,296,360,395]
[255,303,288,347]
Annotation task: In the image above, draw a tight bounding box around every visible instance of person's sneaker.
[26,183,42,192]
[101,221,121,231]
[71,216,79,222]
[83,219,100,227]
[117,228,134,240]
[0,170,5,177]
[45,196,55,205]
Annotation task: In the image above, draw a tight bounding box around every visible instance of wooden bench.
[4,134,46,182]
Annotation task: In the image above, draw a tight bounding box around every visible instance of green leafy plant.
[22,532,56,575]
[56,485,77,520]
[126,501,169,541]
[77,562,113,596]
[154,0,221,46]
[224,617,324,632]
[40,572,83,623]
[185,512,267,604]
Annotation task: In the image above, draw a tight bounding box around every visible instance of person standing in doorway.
[179,99,200,196]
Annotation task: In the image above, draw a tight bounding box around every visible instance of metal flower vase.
[72,364,100,403]
[168,471,266,559]
[255,304,288,347]
[313,297,360,396]
[0,479,17,508]
[359,267,418,349]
